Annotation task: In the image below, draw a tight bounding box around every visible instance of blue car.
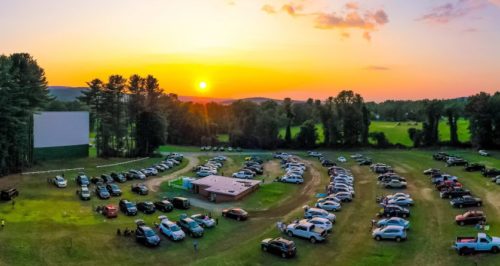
[377,217,410,230]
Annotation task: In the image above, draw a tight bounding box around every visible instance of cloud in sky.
[365,65,390,71]
[261,4,276,14]
[261,1,389,41]
[418,0,487,24]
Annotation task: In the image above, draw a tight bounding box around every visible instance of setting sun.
[198,81,208,92]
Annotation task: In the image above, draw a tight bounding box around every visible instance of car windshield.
[145,229,156,237]
[110,184,118,189]
[188,221,199,228]
[170,225,181,231]
[126,203,134,208]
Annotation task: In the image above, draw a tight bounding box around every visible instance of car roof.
[273,237,294,245]
[383,225,404,230]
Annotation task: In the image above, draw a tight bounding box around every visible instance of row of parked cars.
[422,165,500,255]
[232,156,264,179]
[134,206,249,247]
[194,155,227,177]
[200,146,242,152]
[278,154,305,184]
[370,162,412,242]
[433,152,500,179]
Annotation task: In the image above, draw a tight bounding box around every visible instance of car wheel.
[237,216,241,221]
[459,204,463,208]
[262,246,267,251]
[491,246,499,254]
[460,221,465,226]
[287,231,293,237]
[375,236,381,241]
[385,213,390,218]
[396,237,402,242]
[310,237,316,244]
[449,195,452,199]
[477,202,481,207]
[281,252,287,258]
[402,214,407,218]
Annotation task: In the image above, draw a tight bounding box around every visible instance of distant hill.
[47,86,300,104]
[48,86,87,101]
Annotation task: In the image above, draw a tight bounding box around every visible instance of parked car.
[191,214,216,228]
[76,173,90,186]
[478,150,489,156]
[436,180,462,191]
[302,217,333,232]
[482,168,500,177]
[303,207,336,222]
[378,205,410,218]
[261,237,297,258]
[171,197,190,210]
[465,163,486,172]
[450,196,482,208]
[439,188,471,199]
[453,233,500,255]
[358,159,372,166]
[51,176,68,188]
[111,172,127,183]
[100,174,114,184]
[286,222,327,243]
[315,200,341,212]
[0,188,18,201]
[119,199,138,216]
[137,201,156,214]
[177,217,204,238]
[222,208,248,221]
[102,204,118,218]
[78,185,91,200]
[232,171,254,179]
[95,183,111,199]
[280,175,304,184]
[333,192,353,202]
[131,183,149,195]
[377,217,410,230]
[446,157,468,167]
[372,225,407,242]
[423,168,440,175]
[431,174,458,184]
[135,220,161,247]
[383,179,407,189]
[307,151,323,158]
[455,211,486,226]
[158,216,185,241]
[386,192,411,200]
[154,200,173,212]
[128,169,146,180]
[106,183,122,196]
[337,156,347,163]
[387,197,414,207]
[196,170,213,177]
[433,152,449,161]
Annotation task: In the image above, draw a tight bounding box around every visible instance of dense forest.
[1,53,499,176]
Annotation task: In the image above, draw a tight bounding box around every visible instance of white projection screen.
[34,112,89,148]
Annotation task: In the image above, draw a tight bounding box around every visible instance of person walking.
[1,219,5,229]
[193,240,198,252]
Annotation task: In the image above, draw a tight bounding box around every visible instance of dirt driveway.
[145,155,199,192]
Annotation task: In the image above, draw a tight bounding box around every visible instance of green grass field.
[273,119,471,146]
[1,148,499,265]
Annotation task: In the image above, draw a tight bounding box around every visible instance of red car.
[103,204,118,218]
[455,211,486,226]
[436,180,462,191]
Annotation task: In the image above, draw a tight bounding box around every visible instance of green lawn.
[1,149,500,265]
[273,119,471,146]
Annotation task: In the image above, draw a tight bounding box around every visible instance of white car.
[232,171,254,179]
[280,175,304,184]
[158,216,185,241]
[478,150,489,156]
[302,217,333,232]
[317,195,342,204]
[285,222,327,243]
[315,200,341,212]
[387,192,411,200]
[337,156,347,163]
[387,197,414,207]
[372,225,407,242]
[52,176,67,188]
[304,207,336,222]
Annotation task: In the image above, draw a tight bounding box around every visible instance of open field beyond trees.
[0,148,499,266]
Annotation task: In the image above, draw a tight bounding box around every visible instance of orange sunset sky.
[1,0,500,101]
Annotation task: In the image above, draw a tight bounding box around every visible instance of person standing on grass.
[193,240,198,252]
[1,219,4,229]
